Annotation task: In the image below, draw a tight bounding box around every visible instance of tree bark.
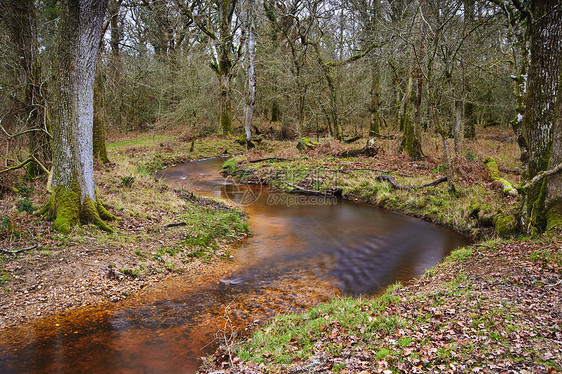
[519,0,562,232]
[244,0,256,143]
[40,0,114,233]
[93,66,110,163]
[369,54,381,136]
[217,0,237,135]
[400,1,424,160]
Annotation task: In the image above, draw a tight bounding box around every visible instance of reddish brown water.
[0,158,469,373]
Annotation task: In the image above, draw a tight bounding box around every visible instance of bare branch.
[521,162,562,191]
[0,157,33,175]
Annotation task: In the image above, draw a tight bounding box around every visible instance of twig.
[0,123,52,139]
[0,244,38,254]
[474,244,492,250]
[247,157,290,163]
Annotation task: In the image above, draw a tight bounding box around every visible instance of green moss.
[493,214,517,238]
[39,185,115,233]
[52,185,80,234]
[220,111,232,135]
[464,101,476,139]
[221,158,238,174]
[546,203,562,231]
[296,137,317,152]
[400,111,423,160]
[483,158,517,196]
[81,197,114,233]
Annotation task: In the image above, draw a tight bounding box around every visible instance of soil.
[0,209,220,329]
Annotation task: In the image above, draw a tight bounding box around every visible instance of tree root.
[36,189,116,233]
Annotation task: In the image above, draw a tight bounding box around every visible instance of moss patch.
[494,214,517,238]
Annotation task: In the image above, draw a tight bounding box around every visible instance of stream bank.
[201,231,561,373]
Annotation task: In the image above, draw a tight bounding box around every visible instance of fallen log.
[285,182,341,196]
[344,135,362,144]
[376,175,448,190]
[248,157,290,163]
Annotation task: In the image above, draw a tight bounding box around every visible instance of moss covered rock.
[494,214,517,238]
[296,137,317,152]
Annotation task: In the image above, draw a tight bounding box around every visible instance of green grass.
[106,135,174,150]
[447,246,474,262]
[238,284,404,364]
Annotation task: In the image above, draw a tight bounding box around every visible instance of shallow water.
[0,158,469,373]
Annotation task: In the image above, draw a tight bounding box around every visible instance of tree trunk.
[244,0,256,143]
[462,0,477,140]
[108,0,124,129]
[400,2,424,160]
[369,54,381,136]
[4,0,51,177]
[217,0,235,135]
[39,0,114,234]
[454,100,463,154]
[219,72,233,135]
[519,0,562,232]
[93,66,109,163]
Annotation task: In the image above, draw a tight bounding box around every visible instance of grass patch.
[447,246,474,262]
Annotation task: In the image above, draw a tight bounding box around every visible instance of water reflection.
[0,158,470,373]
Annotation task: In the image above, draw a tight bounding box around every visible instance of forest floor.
[1,127,560,373]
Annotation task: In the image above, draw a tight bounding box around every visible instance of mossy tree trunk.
[369,55,381,136]
[400,2,424,160]
[216,0,237,136]
[400,60,423,161]
[517,0,562,232]
[40,0,114,234]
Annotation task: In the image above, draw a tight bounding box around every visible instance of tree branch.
[0,245,38,254]
[521,162,562,191]
[0,123,52,139]
[0,158,33,175]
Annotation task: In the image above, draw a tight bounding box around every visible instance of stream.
[0,158,470,373]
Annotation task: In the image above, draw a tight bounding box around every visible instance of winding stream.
[0,158,469,373]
